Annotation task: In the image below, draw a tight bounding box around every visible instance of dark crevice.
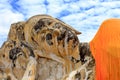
[75,72,81,80]
[46,33,52,40]
[9,47,22,67]
[31,37,39,45]
[20,42,35,57]
[71,57,80,63]
[34,18,53,32]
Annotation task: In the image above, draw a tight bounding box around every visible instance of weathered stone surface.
[0,14,95,80]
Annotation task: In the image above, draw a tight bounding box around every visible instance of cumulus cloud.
[1,0,120,46]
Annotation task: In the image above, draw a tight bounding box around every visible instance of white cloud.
[23,4,47,18]
[16,0,45,5]
[78,29,98,42]
[47,0,63,5]
[0,9,24,34]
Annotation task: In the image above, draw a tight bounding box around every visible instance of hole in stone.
[2,55,5,58]
[46,33,52,40]
[75,72,81,79]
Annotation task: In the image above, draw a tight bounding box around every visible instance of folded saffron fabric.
[90,19,120,80]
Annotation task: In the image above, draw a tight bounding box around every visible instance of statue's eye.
[46,33,52,40]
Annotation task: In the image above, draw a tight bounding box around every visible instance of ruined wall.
[0,14,95,80]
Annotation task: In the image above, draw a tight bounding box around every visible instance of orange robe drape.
[90,19,120,80]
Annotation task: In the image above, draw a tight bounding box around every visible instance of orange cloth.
[90,19,120,80]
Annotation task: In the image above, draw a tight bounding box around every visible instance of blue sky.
[0,0,120,46]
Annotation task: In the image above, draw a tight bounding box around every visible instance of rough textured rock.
[0,14,95,80]
[62,43,95,80]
